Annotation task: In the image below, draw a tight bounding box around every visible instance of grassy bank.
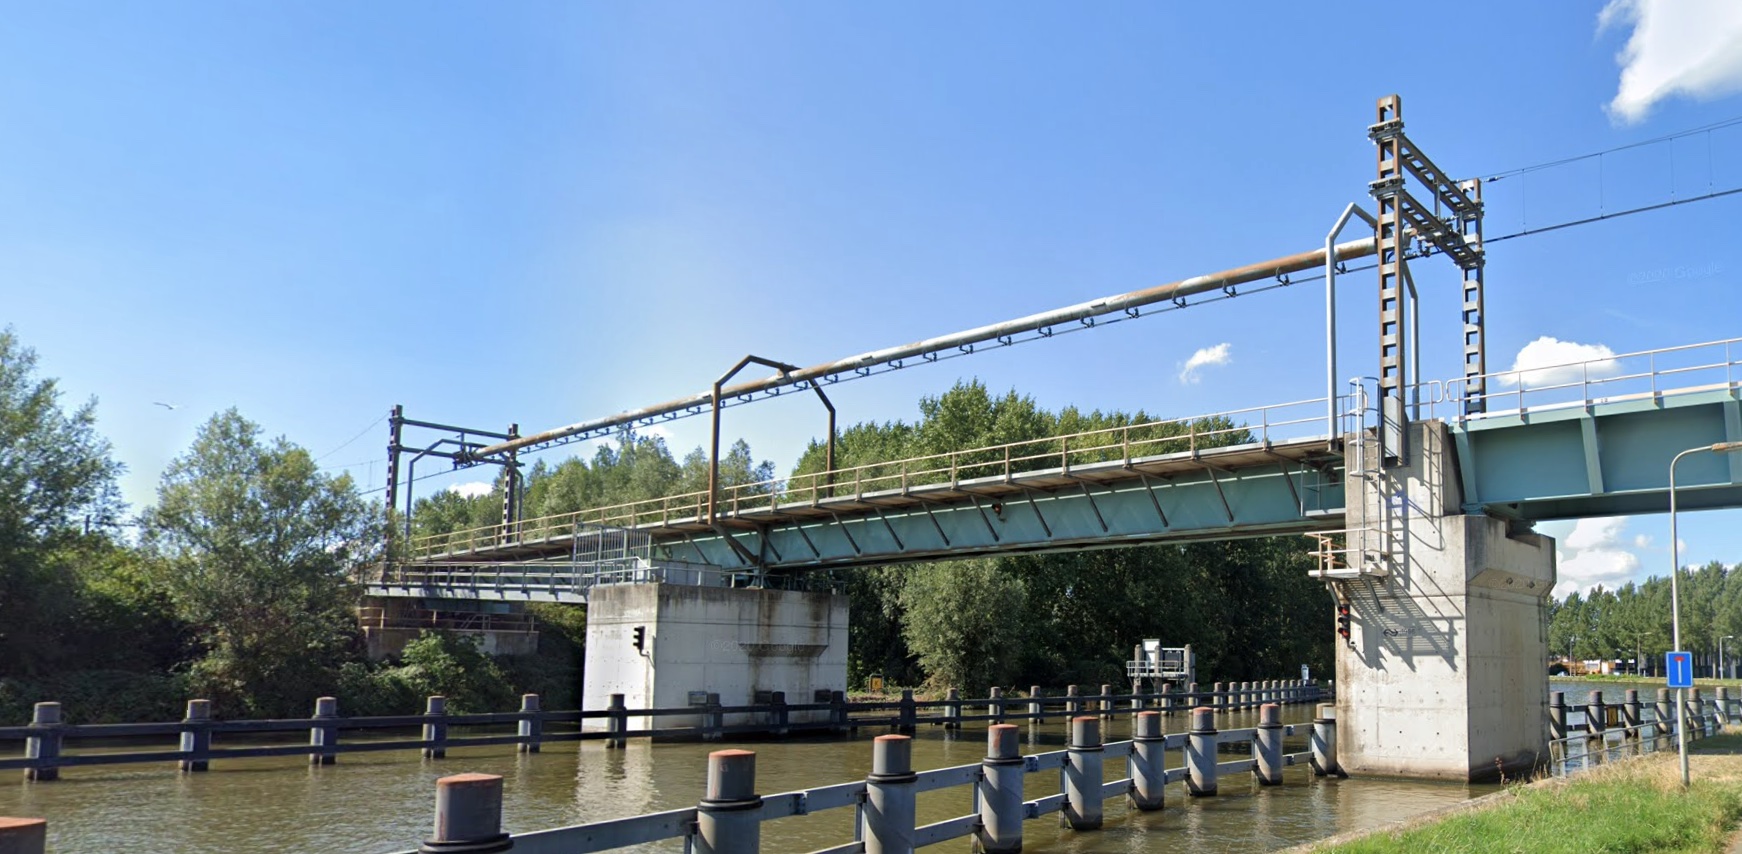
[1308,737,1742,853]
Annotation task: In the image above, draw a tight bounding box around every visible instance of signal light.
[632,625,647,652]
[1336,604,1352,641]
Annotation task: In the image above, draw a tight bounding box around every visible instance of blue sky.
[5,1,1741,596]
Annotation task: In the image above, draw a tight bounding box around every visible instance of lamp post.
[1723,636,1736,681]
[1669,441,1742,788]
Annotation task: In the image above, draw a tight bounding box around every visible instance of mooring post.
[828,691,845,736]
[423,696,449,759]
[24,703,61,782]
[1548,691,1567,744]
[864,735,916,853]
[1311,703,1341,777]
[517,694,542,754]
[771,691,790,738]
[708,693,728,741]
[1212,682,1225,712]
[897,689,916,734]
[1622,689,1642,747]
[1186,682,1199,709]
[1065,684,1080,717]
[1717,686,1732,727]
[1029,685,1044,724]
[1131,710,1166,811]
[607,693,627,749]
[697,749,762,854]
[419,773,510,854]
[1255,703,1284,785]
[989,687,1006,724]
[179,699,211,772]
[1690,689,1706,737]
[309,697,339,766]
[1159,682,1173,715]
[944,688,961,730]
[978,724,1023,852]
[1186,707,1218,796]
[1100,684,1114,720]
[0,818,47,854]
[1585,690,1607,761]
[1656,688,1675,745]
[1063,716,1104,829]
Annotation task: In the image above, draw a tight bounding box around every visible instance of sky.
[5,0,1742,598]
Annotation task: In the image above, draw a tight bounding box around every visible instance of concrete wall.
[1337,421,1555,782]
[583,583,849,731]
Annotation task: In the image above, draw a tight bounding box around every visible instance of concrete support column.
[697,749,762,854]
[978,724,1023,853]
[1131,711,1166,811]
[423,696,449,759]
[419,773,510,854]
[1622,690,1642,746]
[1029,685,1044,724]
[607,693,628,749]
[1063,717,1104,829]
[24,703,61,782]
[179,699,211,773]
[518,693,542,754]
[944,689,961,730]
[1186,707,1218,796]
[864,735,916,853]
[0,818,46,854]
[1255,703,1284,785]
[989,687,1005,724]
[1311,704,1341,777]
[309,697,339,766]
[1548,692,1567,744]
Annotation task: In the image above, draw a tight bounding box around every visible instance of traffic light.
[1336,604,1352,642]
[632,625,647,652]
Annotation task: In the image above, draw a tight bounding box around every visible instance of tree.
[141,409,375,716]
[0,329,125,677]
[899,560,1028,691]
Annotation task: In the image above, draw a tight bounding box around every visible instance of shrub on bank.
[0,670,189,724]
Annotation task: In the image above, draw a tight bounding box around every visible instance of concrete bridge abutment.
[1336,421,1556,782]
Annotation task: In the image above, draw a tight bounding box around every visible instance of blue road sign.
[1667,651,1693,689]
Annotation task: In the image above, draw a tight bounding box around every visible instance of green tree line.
[1550,564,1742,677]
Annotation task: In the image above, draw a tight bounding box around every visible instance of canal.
[1,702,1500,853]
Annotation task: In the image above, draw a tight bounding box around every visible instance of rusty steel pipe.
[474,237,1379,461]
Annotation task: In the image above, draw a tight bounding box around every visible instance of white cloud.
[446,481,494,499]
[1633,533,1654,549]
[1599,0,1742,124]
[1177,343,1232,384]
[1555,516,1645,596]
[1499,337,1620,388]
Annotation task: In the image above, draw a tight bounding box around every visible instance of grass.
[1310,739,1742,854]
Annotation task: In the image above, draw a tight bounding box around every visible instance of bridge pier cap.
[1337,421,1556,782]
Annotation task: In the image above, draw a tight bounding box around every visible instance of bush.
[0,670,189,724]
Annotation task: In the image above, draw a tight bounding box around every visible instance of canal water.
[1,703,1497,853]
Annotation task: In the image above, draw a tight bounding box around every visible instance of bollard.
[419,773,510,854]
[978,724,1024,852]
[697,750,761,854]
[1585,691,1606,761]
[1656,688,1674,743]
[1718,687,1732,727]
[1690,689,1705,737]
[989,687,1006,724]
[864,735,916,853]
[309,697,339,766]
[1131,711,1166,811]
[1255,704,1284,785]
[897,689,917,734]
[709,693,728,742]
[24,703,62,782]
[423,696,449,759]
[1100,684,1115,720]
[1310,703,1341,777]
[771,691,790,738]
[1063,717,1104,829]
[1548,691,1567,744]
[828,691,846,736]
[517,694,543,754]
[1186,707,1218,796]
[1242,682,1253,710]
[1213,683,1226,711]
[1029,685,1044,723]
[1065,684,1080,716]
[1187,682,1200,709]
[1160,682,1173,715]
[944,688,961,730]
[1623,689,1642,746]
[0,818,47,854]
[607,693,628,749]
[179,699,212,773]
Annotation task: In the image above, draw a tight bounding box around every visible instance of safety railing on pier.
[392,701,1341,854]
[408,396,1337,559]
[0,681,1325,782]
[1546,687,1732,777]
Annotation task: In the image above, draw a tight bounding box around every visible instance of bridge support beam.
[1337,421,1555,782]
[581,583,848,735]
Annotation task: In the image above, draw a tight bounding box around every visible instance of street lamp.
[1723,636,1736,681]
[1669,440,1742,788]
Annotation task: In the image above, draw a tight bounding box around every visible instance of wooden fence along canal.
[0,679,1323,780]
